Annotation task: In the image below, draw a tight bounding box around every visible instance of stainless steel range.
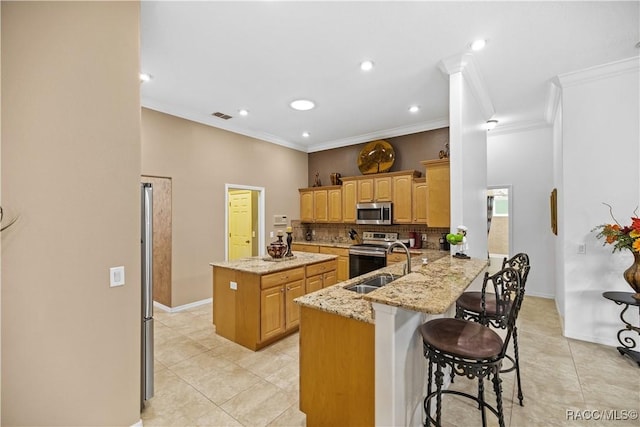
[348,232,398,279]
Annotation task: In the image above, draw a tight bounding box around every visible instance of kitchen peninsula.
[210,252,337,351]
[295,254,487,427]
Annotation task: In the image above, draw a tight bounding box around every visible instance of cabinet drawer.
[292,243,320,253]
[319,246,349,257]
[261,267,305,289]
[306,260,337,277]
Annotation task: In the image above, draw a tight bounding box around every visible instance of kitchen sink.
[344,274,400,294]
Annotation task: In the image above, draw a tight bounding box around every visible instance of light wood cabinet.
[260,267,306,340]
[357,176,392,203]
[319,246,349,282]
[300,306,375,426]
[341,179,357,223]
[392,174,413,223]
[291,243,319,253]
[299,189,314,223]
[327,187,342,222]
[213,264,309,351]
[421,159,450,228]
[412,178,428,223]
[305,259,338,293]
[299,186,342,223]
[313,189,328,222]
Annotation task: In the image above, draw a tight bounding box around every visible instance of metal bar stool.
[419,267,523,427]
[455,253,530,406]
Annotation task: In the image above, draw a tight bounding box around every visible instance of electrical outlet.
[577,244,586,254]
[230,281,238,290]
[270,231,274,238]
[421,234,427,241]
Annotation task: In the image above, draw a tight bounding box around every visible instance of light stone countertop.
[294,251,487,324]
[209,251,337,275]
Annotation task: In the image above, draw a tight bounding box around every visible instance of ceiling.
[140,1,639,153]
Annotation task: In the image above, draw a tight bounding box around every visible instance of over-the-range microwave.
[356,202,392,225]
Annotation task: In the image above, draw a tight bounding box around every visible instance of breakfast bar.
[295,254,488,427]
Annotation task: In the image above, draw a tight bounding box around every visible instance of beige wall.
[308,127,449,186]
[141,108,308,307]
[1,2,141,425]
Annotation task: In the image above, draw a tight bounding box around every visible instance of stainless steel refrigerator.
[141,182,154,406]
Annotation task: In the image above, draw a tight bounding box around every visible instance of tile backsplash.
[290,220,450,249]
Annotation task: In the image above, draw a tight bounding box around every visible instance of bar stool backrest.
[481,266,524,356]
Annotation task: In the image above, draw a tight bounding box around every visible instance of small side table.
[603,291,640,367]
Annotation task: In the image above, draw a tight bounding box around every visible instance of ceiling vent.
[212,112,232,120]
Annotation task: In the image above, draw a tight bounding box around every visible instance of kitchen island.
[294,253,488,427]
[210,252,337,351]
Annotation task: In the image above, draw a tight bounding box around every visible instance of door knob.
[245,240,250,243]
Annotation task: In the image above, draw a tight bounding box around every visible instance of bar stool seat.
[420,318,503,360]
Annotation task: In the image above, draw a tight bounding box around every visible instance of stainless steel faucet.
[387,241,411,275]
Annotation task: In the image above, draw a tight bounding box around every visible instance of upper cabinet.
[357,176,392,203]
[412,178,428,223]
[421,159,450,228]
[299,186,342,223]
[341,179,357,223]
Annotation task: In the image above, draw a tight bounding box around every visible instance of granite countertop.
[210,252,337,275]
[294,251,487,324]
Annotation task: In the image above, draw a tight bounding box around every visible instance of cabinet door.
[323,270,337,288]
[374,177,392,202]
[314,189,328,222]
[336,256,349,282]
[412,179,428,223]
[306,274,323,294]
[327,188,342,223]
[392,175,412,223]
[261,286,285,341]
[342,180,357,223]
[358,179,374,203]
[425,160,450,228]
[300,190,314,223]
[285,279,305,330]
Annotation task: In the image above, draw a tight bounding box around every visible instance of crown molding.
[439,52,495,121]
[307,118,450,153]
[141,100,308,152]
[556,56,639,88]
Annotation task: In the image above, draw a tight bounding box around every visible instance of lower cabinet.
[213,261,336,351]
[305,260,338,293]
[260,267,305,342]
[300,306,374,426]
[319,246,349,282]
[294,243,349,282]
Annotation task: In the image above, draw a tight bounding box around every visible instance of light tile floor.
[142,297,640,426]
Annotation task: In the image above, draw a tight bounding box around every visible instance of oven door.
[349,249,387,279]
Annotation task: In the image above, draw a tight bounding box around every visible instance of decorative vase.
[623,251,640,300]
[267,235,287,259]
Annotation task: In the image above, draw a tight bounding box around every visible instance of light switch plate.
[110,266,125,287]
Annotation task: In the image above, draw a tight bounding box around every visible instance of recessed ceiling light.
[238,109,249,116]
[139,73,152,83]
[290,99,315,111]
[486,119,498,130]
[302,132,310,138]
[409,105,420,113]
[360,60,374,71]
[470,39,487,51]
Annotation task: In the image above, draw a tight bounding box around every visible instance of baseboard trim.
[153,298,212,313]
